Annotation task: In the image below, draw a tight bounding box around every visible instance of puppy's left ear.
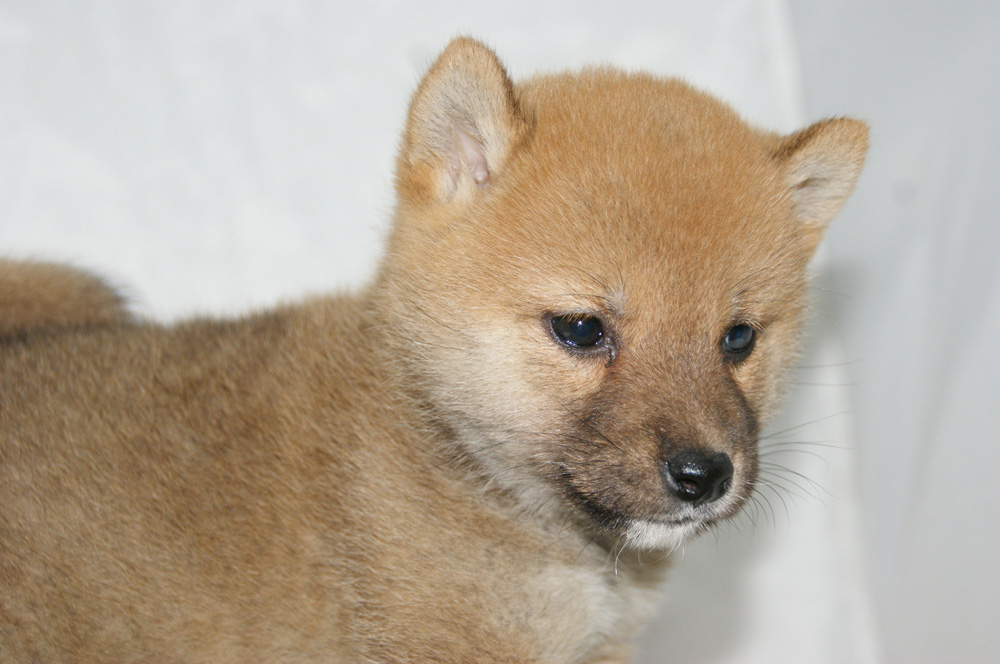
[777,118,869,252]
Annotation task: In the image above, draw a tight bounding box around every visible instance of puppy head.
[379,38,867,550]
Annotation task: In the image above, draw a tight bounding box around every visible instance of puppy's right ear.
[396,38,530,207]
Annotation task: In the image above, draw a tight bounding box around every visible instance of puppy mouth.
[563,485,722,543]
[623,517,705,551]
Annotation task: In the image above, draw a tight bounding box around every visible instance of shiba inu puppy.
[0,38,867,662]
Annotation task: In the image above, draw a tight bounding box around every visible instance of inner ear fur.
[396,37,531,206]
[777,117,869,250]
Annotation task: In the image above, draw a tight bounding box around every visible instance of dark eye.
[551,314,604,348]
[722,324,756,359]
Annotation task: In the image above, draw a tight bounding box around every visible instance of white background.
[1,1,997,662]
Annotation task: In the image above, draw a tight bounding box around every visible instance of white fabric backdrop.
[3,1,994,662]
[790,2,1000,662]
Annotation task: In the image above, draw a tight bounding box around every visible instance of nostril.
[677,479,700,495]
[664,452,734,506]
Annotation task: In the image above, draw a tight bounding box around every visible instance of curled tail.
[0,259,130,336]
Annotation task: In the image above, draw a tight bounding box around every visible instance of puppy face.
[380,40,866,550]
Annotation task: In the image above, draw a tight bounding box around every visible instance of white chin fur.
[625,519,701,551]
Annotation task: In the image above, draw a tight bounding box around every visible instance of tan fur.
[0,39,867,663]
[0,259,130,336]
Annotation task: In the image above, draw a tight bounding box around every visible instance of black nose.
[664,452,734,505]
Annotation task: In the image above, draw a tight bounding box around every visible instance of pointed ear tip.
[435,36,502,68]
[781,116,870,167]
[816,117,870,158]
[442,35,491,51]
[413,38,510,103]
[407,37,503,118]
[832,116,870,151]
